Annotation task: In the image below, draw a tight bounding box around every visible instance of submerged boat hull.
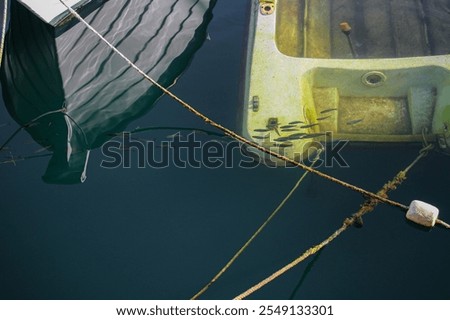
[241,0,450,163]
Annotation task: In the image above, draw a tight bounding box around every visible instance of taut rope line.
[233,144,444,300]
[58,0,409,211]
[191,148,324,300]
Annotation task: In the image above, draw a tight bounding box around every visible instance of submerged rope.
[0,97,91,162]
[109,126,226,138]
[0,108,66,152]
[0,153,52,165]
[59,0,411,211]
[191,149,324,300]
[233,145,443,300]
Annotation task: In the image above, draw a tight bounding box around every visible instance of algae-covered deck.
[276,0,450,59]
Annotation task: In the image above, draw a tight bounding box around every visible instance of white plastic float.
[406,200,440,228]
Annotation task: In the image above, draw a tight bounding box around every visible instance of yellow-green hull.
[241,0,450,162]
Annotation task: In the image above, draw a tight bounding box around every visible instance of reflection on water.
[1,0,216,183]
[0,0,449,300]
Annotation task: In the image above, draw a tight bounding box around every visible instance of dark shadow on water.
[289,248,324,300]
[405,218,434,233]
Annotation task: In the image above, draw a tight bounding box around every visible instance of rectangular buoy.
[406,200,439,228]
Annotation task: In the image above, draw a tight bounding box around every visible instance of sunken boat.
[1,0,216,183]
[241,0,450,163]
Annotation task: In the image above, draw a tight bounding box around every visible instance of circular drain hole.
[260,4,275,15]
[362,71,386,87]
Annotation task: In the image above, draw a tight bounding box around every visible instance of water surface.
[0,1,449,299]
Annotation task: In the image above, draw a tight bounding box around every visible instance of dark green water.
[0,1,449,299]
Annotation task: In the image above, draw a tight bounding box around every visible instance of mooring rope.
[0,153,52,165]
[0,108,66,152]
[0,102,90,157]
[191,148,324,300]
[58,0,411,212]
[233,144,447,300]
[437,219,450,229]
